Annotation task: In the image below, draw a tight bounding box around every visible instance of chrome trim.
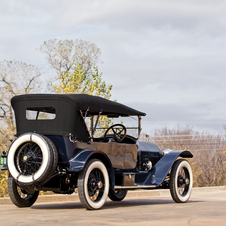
[163,149,172,154]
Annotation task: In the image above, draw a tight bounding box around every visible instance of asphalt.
[0,186,226,226]
[0,185,226,205]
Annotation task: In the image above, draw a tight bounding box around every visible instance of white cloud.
[0,0,226,132]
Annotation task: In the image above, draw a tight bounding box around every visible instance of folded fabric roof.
[12,94,146,117]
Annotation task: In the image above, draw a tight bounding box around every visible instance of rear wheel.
[8,176,39,207]
[108,189,127,201]
[78,159,109,210]
[169,159,193,203]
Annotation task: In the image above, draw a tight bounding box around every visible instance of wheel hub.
[184,178,190,185]
[90,180,103,189]
[97,181,103,189]
[23,156,28,161]
[90,181,96,187]
[178,177,184,185]
[178,175,190,185]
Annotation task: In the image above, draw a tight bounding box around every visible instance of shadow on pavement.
[31,198,202,210]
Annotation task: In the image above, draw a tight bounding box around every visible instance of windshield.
[85,115,141,139]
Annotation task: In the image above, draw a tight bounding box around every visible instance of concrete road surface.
[1,190,226,226]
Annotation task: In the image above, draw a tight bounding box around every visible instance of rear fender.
[67,149,115,189]
[1,165,8,170]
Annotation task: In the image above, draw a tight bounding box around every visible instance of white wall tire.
[78,159,109,210]
[7,133,58,186]
[169,159,193,203]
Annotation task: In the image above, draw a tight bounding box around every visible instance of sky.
[0,0,226,135]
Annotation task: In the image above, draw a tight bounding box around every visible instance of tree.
[40,39,113,135]
[149,125,226,187]
[150,125,195,151]
[54,63,113,136]
[0,60,42,198]
[0,60,42,137]
[54,63,112,99]
[39,39,101,77]
[39,39,111,98]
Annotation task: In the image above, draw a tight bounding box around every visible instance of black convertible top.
[11,94,146,142]
[12,94,146,117]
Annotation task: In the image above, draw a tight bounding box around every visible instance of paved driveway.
[1,191,226,226]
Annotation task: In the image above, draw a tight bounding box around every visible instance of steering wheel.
[104,124,127,143]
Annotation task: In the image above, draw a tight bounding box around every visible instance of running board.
[114,185,157,190]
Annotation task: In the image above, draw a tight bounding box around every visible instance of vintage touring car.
[1,94,193,210]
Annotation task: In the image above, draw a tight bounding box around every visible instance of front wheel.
[77,159,109,210]
[108,189,127,201]
[169,159,193,203]
[8,176,39,207]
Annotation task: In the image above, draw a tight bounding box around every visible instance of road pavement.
[0,189,226,226]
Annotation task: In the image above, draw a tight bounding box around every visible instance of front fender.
[143,150,193,186]
[67,149,115,189]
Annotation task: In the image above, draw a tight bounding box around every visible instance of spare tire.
[7,133,58,187]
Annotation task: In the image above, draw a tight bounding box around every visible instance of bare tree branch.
[0,60,42,136]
